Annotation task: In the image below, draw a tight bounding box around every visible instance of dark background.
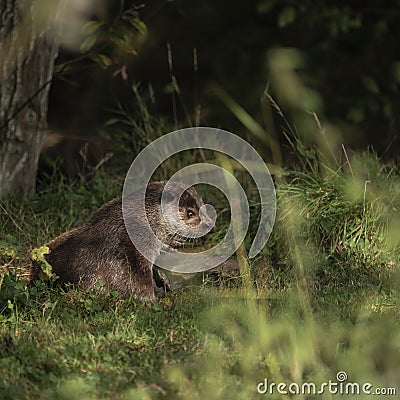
[46,0,400,173]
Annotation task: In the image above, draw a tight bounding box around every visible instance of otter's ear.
[163,191,176,203]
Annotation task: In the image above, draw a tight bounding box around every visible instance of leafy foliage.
[79,3,147,70]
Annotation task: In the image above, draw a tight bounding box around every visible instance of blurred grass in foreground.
[1,48,399,398]
[1,147,398,399]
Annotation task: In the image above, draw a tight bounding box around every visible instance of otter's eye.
[186,209,196,218]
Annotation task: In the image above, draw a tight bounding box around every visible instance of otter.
[36,181,215,301]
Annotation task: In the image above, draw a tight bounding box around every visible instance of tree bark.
[0,0,61,198]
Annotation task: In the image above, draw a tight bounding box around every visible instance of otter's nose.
[199,204,216,233]
[204,221,216,233]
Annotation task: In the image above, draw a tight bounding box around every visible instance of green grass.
[1,148,399,398]
[0,285,210,399]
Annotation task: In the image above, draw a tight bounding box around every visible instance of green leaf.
[89,54,113,69]
[80,35,97,53]
[31,246,56,280]
[104,118,120,127]
[83,20,104,35]
[362,76,379,94]
[31,245,50,262]
[257,0,277,14]
[278,6,296,28]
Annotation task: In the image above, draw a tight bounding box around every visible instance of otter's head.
[145,181,215,247]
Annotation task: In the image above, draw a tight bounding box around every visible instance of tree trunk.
[0,0,61,198]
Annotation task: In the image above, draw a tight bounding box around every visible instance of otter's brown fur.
[37,181,213,301]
